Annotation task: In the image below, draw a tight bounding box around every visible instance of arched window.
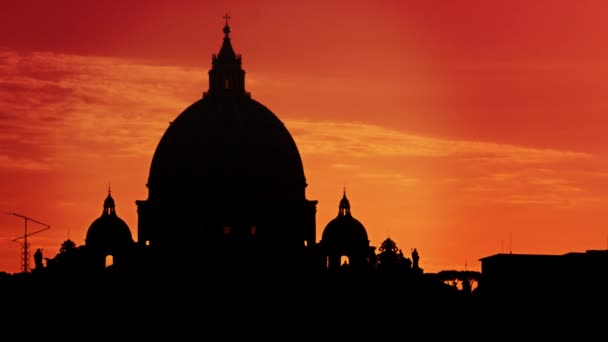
[340,255,350,266]
[105,255,114,268]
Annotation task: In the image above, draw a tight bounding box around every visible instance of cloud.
[287,119,591,163]
[1,49,604,211]
[0,50,203,169]
[0,154,53,171]
[470,169,588,208]
[285,120,604,209]
[357,172,420,187]
[2,49,592,171]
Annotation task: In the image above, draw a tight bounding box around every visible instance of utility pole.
[8,212,51,273]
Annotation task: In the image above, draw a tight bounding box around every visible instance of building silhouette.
[85,188,135,270]
[318,190,376,271]
[135,16,317,277]
[2,16,607,338]
[477,249,608,309]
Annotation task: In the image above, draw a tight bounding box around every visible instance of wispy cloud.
[0,154,53,171]
[0,50,203,169]
[357,172,420,187]
[285,120,605,209]
[1,49,592,170]
[1,49,605,212]
[287,119,591,163]
[467,168,589,208]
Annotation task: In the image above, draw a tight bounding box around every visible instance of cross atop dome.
[223,12,231,36]
[207,13,247,97]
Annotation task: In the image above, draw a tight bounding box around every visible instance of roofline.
[479,249,608,261]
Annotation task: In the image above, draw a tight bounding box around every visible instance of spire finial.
[223,12,231,36]
[103,184,116,215]
[339,188,351,216]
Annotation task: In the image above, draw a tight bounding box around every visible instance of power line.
[7,212,51,273]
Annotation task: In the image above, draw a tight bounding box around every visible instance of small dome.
[85,191,133,251]
[86,215,133,248]
[321,191,369,250]
[322,215,369,249]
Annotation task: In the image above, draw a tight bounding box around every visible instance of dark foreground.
[2,270,606,337]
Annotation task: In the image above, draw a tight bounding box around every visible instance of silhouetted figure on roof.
[412,248,419,270]
[34,248,43,270]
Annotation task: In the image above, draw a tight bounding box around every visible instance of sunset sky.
[2,0,608,274]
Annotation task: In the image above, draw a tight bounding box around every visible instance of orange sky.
[2,0,608,274]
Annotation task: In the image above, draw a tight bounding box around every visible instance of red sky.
[2,0,608,274]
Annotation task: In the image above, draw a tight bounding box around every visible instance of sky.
[1,0,608,274]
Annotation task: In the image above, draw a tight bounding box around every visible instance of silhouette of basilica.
[4,17,608,338]
[69,18,379,281]
[134,18,320,277]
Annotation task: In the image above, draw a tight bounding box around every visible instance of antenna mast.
[8,212,51,273]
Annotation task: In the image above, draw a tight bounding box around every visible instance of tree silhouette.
[59,239,77,254]
[45,239,84,273]
[437,270,480,294]
[376,237,411,272]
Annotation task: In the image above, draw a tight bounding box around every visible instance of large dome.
[135,19,318,272]
[147,94,307,204]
